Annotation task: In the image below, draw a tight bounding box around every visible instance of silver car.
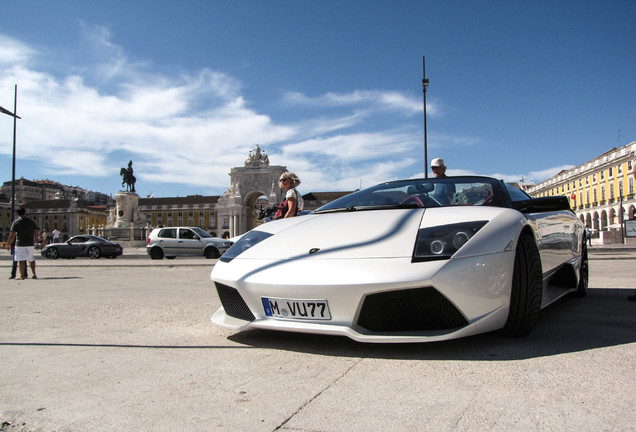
[146,227,233,259]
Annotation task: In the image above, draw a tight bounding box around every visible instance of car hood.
[233,206,519,261]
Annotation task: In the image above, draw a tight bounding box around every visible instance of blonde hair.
[279,172,301,188]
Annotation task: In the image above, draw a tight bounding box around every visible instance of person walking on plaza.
[52,228,60,243]
[7,207,39,280]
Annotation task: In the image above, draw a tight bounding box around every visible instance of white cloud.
[0,26,483,197]
[0,35,36,66]
[283,90,442,117]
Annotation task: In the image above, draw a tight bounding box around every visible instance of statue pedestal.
[113,191,139,228]
[104,191,147,244]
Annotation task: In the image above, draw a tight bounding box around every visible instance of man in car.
[7,207,39,280]
[431,158,453,205]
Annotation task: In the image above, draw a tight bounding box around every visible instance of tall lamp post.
[422,57,430,178]
[0,85,21,223]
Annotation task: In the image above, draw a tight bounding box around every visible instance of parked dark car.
[41,235,123,259]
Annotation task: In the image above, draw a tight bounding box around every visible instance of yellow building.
[526,141,636,243]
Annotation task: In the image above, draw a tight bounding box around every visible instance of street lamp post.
[422,57,430,178]
[0,85,21,223]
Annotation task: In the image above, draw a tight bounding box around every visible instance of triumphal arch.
[216,145,288,237]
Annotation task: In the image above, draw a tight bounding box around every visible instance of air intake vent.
[357,287,467,332]
[215,283,255,322]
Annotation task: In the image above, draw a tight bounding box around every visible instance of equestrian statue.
[120,160,137,193]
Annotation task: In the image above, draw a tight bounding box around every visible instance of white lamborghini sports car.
[211,176,588,343]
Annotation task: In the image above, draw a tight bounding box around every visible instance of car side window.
[179,229,195,239]
[159,228,177,239]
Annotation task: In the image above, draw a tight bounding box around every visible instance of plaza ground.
[0,247,634,432]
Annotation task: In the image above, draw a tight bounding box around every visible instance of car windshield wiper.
[314,206,356,214]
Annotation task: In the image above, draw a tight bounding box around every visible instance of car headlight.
[412,221,487,262]
[219,230,273,263]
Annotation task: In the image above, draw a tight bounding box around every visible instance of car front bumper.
[211,251,515,343]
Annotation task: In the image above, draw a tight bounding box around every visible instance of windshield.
[316,177,508,212]
[191,227,212,238]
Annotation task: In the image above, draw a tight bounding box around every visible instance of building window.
[629,178,634,196]
[618,164,622,175]
[608,167,613,178]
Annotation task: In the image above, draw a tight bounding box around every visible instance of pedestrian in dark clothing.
[7,207,39,280]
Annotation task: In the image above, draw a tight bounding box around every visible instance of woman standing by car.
[275,172,303,219]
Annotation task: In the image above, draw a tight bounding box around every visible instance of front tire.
[46,248,59,259]
[205,247,220,259]
[88,246,101,259]
[501,231,543,337]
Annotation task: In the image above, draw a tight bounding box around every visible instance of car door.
[506,183,578,273]
[64,236,90,257]
[157,228,179,255]
[178,228,204,256]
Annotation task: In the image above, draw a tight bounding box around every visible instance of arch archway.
[216,145,289,237]
[243,191,270,232]
[600,210,608,231]
[592,212,600,232]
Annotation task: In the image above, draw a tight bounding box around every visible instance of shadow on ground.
[227,288,636,361]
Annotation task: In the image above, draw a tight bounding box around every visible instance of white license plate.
[261,297,331,320]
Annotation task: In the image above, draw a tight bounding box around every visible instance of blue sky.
[1,0,634,198]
